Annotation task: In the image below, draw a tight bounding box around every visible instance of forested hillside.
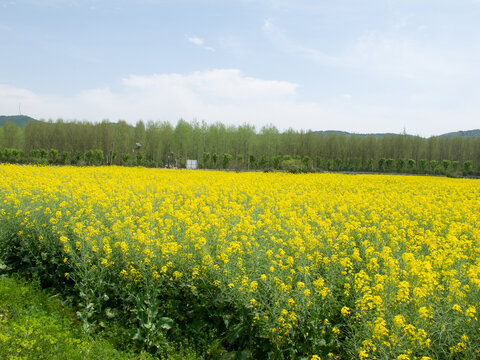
[0,118,479,174]
[439,129,480,138]
[0,115,38,127]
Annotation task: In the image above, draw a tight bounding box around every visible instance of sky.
[1,0,480,137]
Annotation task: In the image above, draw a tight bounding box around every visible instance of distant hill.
[438,129,480,138]
[313,130,399,138]
[0,115,39,127]
[313,129,480,138]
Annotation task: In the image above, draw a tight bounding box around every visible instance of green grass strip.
[0,275,164,360]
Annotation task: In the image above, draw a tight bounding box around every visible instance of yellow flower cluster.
[1,164,480,358]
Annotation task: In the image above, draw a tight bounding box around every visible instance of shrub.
[282,159,306,173]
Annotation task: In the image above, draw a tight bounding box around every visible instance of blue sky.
[1,0,480,136]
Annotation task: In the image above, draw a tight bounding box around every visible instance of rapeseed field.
[0,164,479,359]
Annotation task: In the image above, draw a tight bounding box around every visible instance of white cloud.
[0,69,479,136]
[123,70,297,101]
[186,36,203,46]
[0,70,299,123]
[186,35,215,51]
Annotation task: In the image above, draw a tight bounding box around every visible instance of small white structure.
[186,159,198,169]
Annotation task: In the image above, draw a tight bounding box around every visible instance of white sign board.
[186,159,198,169]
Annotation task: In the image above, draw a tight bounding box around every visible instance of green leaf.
[132,329,144,341]
[158,317,173,330]
[105,307,115,318]
[317,338,326,347]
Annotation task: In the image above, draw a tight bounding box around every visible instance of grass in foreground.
[0,275,199,360]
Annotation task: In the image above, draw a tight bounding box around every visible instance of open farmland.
[1,164,479,359]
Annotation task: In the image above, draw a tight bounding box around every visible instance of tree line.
[1,118,479,175]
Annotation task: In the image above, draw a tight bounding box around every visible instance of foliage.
[1,145,477,177]
[121,153,131,166]
[272,155,283,170]
[463,160,473,175]
[212,153,218,168]
[135,151,144,166]
[222,153,232,169]
[72,151,83,165]
[302,156,313,171]
[281,159,306,173]
[202,152,210,168]
[85,150,94,166]
[419,159,428,174]
[61,151,70,165]
[385,158,395,172]
[249,155,257,169]
[2,118,480,173]
[407,159,416,173]
[442,160,451,173]
[0,276,162,360]
[95,150,104,166]
[50,149,59,164]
